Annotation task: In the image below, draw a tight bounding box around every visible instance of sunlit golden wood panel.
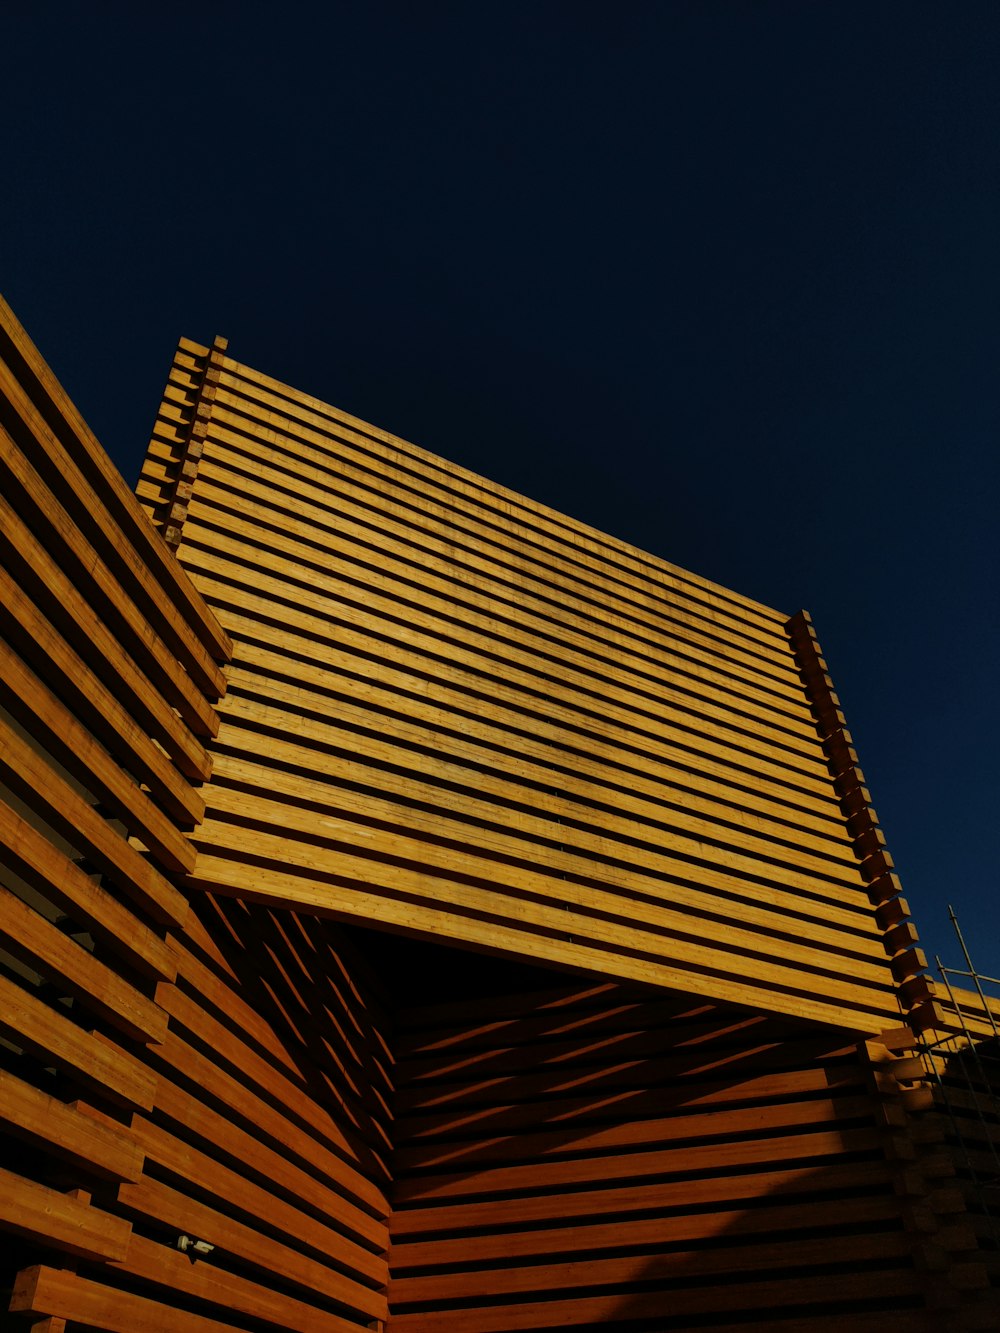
[6,299,987,1331]
[1,300,393,1333]
[141,338,925,1035]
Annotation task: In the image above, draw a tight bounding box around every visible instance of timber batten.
[146,344,917,1035]
[2,301,997,1329]
[1,304,391,1332]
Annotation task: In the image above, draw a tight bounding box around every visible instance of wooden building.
[0,295,996,1329]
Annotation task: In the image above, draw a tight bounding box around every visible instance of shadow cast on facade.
[2,293,994,1332]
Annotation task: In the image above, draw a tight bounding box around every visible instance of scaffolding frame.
[917,906,1000,1255]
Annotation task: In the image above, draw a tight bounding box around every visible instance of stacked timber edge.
[152,334,910,1035]
[0,297,392,1332]
[384,964,993,1332]
[786,609,940,1033]
[3,300,998,1330]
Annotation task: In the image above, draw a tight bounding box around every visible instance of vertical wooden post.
[163,335,228,549]
[787,609,943,1029]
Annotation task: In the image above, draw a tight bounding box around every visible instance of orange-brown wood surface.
[1,303,391,1332]
[139,339,915,1034]
[386,977,947,1331]
[912,988,1000,1297]
[5,305,990,1332]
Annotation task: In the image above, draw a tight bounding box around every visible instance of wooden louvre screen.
[386,976,947,1332]
[0,299,393,1331]
[138,337,915,1035]
[3,303,992,1330]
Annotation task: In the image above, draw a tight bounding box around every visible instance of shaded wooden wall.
[4,300,988,1330]
[387,977,979,1331]
[908,985,1000,1300]
[136,337,922,1035]
[0,299,391,1331]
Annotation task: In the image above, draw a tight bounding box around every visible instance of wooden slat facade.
[135,337,924,1035]
[0,300,392,1331]
[901,985,1000,1302]
[386,978,955,1331]
[2,302,995,1329]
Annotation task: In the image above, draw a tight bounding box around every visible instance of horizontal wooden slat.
[0,715,188,930]
[170,915,394,1137]
[0,882,167,1044]
[224,655,847,844]
[403,1071,863,1129]
[394,989,796,1054]
[138,1023,389,1218]
[222,614,835,812]
[11,1266,253,1333]
[182,535,827,783]
[182,499,814,741]
[397,975,663,1030]
[131,1116,384,1288]
[393,1093,875,1172]
[205,719,878,939]
[0,561,204,827]
[391,1124,885,1205]
[110,1234,369,1333]
[147,1059,388,1255]
[196,783,877,993]
[390,1193,904,1266]
[0,972,156,1109]
[193,443,799,695]
[0,402,222,733]
[117,1177,388,1320]
[0,292,232,670]
[0,489,212,782]
[182,445,800,719]
[392,1045,848,1115]
[389,1159,900,1237]
[168,930,309,1080]
[385,1272,932,1332]
[0,636,196,873]
[187,476,804,724]
[0,796,176,982]
[390,1230,916,1304]
[154,982,391,1197]
[189,811,897,1024]
[212,693,863,891]
[213,370,789,641]
[189,850,899,1032]
[0,1172,131,1262]
[0,1070,142,1181]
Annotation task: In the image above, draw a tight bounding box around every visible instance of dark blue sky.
[5,2,998,977]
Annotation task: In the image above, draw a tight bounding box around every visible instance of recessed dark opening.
[340,920,571,1009]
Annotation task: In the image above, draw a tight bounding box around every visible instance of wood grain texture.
[8,310,982,1331]
[10,1266,253,1332]
[3,305,392,1333]
[0,294,231,671]
[386,978,938,1330]
[0,1172,132,1262]
[0,403,223,733]
[149,346,907,1034]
